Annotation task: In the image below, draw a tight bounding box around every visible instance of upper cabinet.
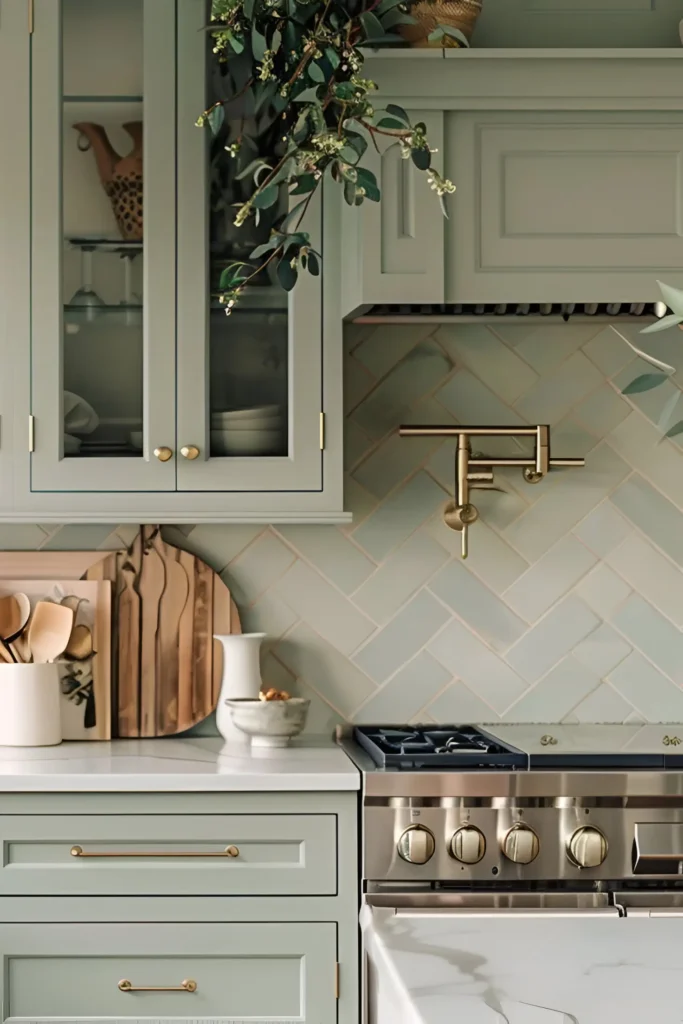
[0,0,345,523]
[342,51,683,313]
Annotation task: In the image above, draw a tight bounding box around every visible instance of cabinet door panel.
[176,0,322,494]
[449,111,683,303]
[30,0,176,492]
[0,922,337,1023]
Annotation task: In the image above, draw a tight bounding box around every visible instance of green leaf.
[308,61,325,82]
[307,251,320,276]
[293,85,322,103]
[343,179,356,205]
[271,27,282,53]
[344,130,368,159]
[657,279,683,318]
[235,157,271,181]
[277,257,298,291]
[411,147,431,171]
[665,419,683,439]
[360,10,384,41]
[252,25,267,61]
[280,198,309,231]
[228,31,245,53]
[253,80,277,113]
[427,26,444,42]
[376,0,407,14]
[356,166,380,202]
[268,157,295,187]
[622,372,669,395]
[334,81,357,101]
[219,263,248,289]
[252,183,280,209]
[640,313,683,335]
[290,173,317,195]
[440,24,470,45]
[250,237,283,259]
[381,9,416,27]
[376,116,405,130]
[325,47,340,69]
[208,104,225,135]
[243,0,255,18]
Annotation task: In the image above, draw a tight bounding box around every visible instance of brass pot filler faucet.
[398,425,585,559]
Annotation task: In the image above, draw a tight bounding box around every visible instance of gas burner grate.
[354,725,527,770]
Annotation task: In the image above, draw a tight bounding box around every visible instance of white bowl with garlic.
[225,689,310,748]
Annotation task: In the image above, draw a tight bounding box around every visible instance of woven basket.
[399,0,483,47]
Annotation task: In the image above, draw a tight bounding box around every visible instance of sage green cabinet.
[0,0,345,523]
[343,52,683,314]
[0,921,337,1023]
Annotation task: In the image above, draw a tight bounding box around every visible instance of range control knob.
[450,825,486,864]
[397,825,436,865]
[502,823,539,865]
[567,826,608,869]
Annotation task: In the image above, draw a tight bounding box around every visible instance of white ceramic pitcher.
[214,633,266,747]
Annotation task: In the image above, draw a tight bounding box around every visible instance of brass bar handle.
[119,978,197,993]
[70,844,239,859]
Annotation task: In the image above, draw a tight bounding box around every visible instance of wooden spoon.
[27,601,74,663]
[7,594,31,662]
[0,594,24,662]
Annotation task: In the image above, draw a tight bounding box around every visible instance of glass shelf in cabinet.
[64,304,143,328]
[66,237,143,255]
[63,95,144,104]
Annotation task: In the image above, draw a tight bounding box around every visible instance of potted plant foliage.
[198,0,457,310]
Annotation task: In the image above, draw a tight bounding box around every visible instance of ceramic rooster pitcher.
[74,121,143,241]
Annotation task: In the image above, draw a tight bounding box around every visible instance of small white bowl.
[225,697,310,748]
[211,428,283,456]
[213,405,282,422]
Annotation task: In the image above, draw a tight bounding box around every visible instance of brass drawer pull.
[119,978,197,993]
[70,844,239,859]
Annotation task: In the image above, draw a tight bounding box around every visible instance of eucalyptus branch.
[201,0,455,309]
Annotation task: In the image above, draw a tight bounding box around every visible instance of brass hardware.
[663,735,682,747]
[180,445,200,460]
[400,424,584,558]
[118,978,197,993]
[540,734,558,747]
[70,844,240,858]
[28,0,34,33]
[334,962,340,1000]
[28,415,35,453]
[153,446,173,462]
[320,412,325,451]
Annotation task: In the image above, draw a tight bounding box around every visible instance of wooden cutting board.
[85,525,241,738]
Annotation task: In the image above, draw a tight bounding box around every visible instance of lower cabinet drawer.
[0,922,337,1023]
[0,814,337,896]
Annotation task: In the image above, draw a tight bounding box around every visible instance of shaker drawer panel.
[0,922,337,1023]
[0,814,337,895]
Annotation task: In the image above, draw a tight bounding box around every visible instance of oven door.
[362,893,683,1024]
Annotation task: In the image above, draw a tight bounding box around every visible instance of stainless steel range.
[341,723,683,1024]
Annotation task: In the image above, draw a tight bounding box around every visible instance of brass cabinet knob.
[153,446,173,462]
[180,445,200,460]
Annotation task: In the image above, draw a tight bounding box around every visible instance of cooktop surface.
[353,724,683,770]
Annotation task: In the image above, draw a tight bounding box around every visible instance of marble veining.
[0,737,360,791]
[362,905,683,1023]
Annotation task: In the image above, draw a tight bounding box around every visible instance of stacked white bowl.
[211,404,284,456]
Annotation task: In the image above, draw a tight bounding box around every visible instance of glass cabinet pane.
[206,27,289,460]
[62,0,144,459]
[31,0,176,492]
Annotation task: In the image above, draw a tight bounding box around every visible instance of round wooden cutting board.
[86,525,241,738]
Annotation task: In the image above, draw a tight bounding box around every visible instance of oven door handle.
[393,907,620,919]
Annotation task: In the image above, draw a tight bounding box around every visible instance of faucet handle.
[443,501,479,531]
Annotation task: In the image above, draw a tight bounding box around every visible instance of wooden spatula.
[27,601,74,663]
[0,594,24,662]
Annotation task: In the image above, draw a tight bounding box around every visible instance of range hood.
[340,51,683,323]
[351,302,666,325]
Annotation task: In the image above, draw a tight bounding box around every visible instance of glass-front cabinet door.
[30,0,176,493]
[176,0,323,494]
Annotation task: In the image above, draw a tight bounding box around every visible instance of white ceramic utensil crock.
[0,663,62,746]
[214,633,266,747]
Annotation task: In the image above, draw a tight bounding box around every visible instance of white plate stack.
[211,405,285,456]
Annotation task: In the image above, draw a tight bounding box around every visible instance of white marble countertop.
[0,737,360,792]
